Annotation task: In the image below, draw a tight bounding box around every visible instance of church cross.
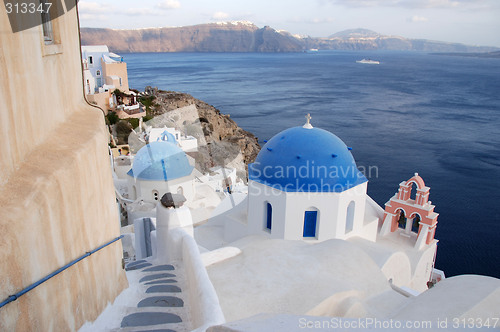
[303,113,313,129]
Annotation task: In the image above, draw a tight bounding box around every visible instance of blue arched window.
[303,210,318,238]
[266,203,272,231]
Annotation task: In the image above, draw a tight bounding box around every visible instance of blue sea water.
[124,51,500,279]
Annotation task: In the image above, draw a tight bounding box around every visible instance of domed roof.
[248,126,367,192]
[128,141,193,181]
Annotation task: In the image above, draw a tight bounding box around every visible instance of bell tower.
[380,173,439,249]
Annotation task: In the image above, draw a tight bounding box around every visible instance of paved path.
[112,260,191,332]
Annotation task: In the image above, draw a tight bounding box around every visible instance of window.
[88,56,93,65]
[96,70,101,76]
[152,190,159,201]
[345,201,355,234]
[39,0,63,56]
[40,0,53,44]
[265,203,272,231]
[119,77,123,86]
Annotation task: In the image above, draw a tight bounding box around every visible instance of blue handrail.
[0,235,124,309]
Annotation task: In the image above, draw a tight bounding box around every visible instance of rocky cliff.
[136,88,261,178]
[81,22,303,53]
[81,24,498,53]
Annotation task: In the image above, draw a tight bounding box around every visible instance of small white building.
[216,117,379,244]
[147,127,199,153]
[81,45,131,112]
[246,120,379,242]
[81,45,124,92]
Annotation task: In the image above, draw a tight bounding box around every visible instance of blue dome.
[248,126,367,192]
[128,141,193,181]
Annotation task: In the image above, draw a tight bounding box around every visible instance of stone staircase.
[113,260,191,332]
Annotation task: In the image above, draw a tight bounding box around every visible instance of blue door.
[266,203,272,230]
[303,211,317,237]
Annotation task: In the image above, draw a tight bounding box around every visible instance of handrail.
[0,235,124,309]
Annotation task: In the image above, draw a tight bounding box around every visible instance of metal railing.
[0,235,124,309]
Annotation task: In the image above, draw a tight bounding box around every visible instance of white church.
[101,115,499,330]
[193,115,441,309]
[245,115,378,243]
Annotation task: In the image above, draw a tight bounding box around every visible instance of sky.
[78,0,500,47]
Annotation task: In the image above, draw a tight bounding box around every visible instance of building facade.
[0,2,127,330]
[81,45,131,113]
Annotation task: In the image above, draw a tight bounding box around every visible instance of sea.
[124,51,500,279]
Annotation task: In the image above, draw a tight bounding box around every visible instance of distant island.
[432,50,500,58]
[80,23,498,54]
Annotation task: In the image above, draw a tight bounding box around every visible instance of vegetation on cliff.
[111,88,261,179]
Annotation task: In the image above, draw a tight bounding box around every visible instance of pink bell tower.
[380,173,439,249]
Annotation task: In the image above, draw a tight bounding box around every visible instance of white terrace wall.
[0,3,127,331]
[164,228,226,331]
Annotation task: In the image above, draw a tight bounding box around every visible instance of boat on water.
[356,59,380,64]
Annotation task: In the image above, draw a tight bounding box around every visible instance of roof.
[102,54,120,64]
[248,126,367,193]
[391,275,500,320]
[109,52,123,58]
[206,236,391,321]
[149,128,178,144]
[127,141,193,181]
[156,131,177,145]
[81,45,109,53]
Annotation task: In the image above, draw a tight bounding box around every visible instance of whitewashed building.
[127,141,195,203]
[246,118,379,242]
[147,126,198,152]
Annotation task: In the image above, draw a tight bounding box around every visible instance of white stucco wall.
[155,203,225,331]
[247,181,287,238]
[127,173,195,202]
[247,181,375,242]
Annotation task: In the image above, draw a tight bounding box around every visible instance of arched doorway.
[303,207,319,238]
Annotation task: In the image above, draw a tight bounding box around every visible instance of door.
[303,211,317,238]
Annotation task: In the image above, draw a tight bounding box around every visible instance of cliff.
[136,88,261,178]
[302,28,498,53]
[81,24,498,53]
[80,22,303,53]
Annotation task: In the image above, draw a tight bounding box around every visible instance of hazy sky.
[78,0,500,47]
